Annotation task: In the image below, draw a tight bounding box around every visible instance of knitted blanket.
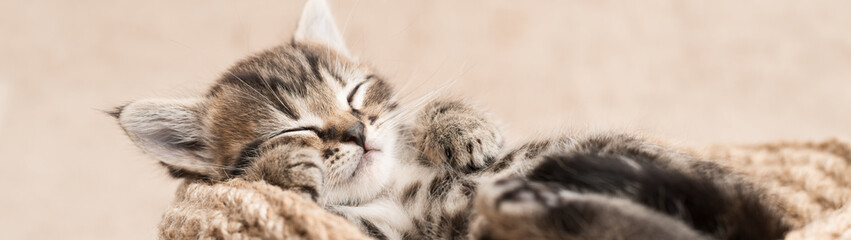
[159,139,851,239]
[700,139,851,239]
[159,179,370,240]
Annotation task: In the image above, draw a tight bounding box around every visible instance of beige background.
[1,0,849,239]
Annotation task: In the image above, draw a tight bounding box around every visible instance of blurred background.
[1,0,849,239]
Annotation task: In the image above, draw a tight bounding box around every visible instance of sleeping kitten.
[112,0,788,239]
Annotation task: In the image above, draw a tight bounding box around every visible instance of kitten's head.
[113,0,401,204]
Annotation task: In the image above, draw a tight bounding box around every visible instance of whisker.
[389,67,420,102]
[340,0,362,44]
[258,74,291,115]
[396,56,450,103]
[222,70,276,104]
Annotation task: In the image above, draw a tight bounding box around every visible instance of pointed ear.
[113,98,220,178]
[294,0,349,56]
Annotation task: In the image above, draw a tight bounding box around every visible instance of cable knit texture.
[700,138,851,240]
[159,178,370,240]
[160,139,851,239]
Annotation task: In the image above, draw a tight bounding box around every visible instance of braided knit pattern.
[700,139,851,240]
[158,178,371,240]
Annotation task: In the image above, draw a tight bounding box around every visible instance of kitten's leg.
[414,99,503,174]
[241,135,325,202]
[562,135,789,239]
[470,178,708,240]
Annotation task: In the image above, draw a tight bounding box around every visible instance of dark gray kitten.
[113,0,788,239]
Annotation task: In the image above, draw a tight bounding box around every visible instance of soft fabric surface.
[700,139,851,240]
[160,139,851,239]
[160,179,370,240]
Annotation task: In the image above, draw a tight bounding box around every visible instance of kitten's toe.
[421,121,502,173]
[242,135,325,201]
[471,178,557,240]
[441,128,501,174]
[415,99,503,174]
[479,178,559,217]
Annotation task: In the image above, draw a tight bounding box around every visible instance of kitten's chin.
[322,151,396,205]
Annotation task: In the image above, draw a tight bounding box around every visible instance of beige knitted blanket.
[700,139,851,240]
[160,139,851,239]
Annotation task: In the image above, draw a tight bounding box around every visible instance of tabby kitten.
[113,0,788,239]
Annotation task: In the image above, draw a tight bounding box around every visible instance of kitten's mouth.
[352,147,381,177]
[362,140,382,160]
[363,149,381,159]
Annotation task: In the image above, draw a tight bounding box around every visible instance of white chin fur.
[321,118,401,205]
[322,145,396,205]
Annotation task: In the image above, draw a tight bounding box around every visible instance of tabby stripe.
[360,218,388,240]
[285,161,320,170]
[302,50,327,83]
[401,182,422,204]
[230,139,264,176]
[291,185,319,202]
[443,212,470,239]
[347,80,367,104]
[487,150,517,173]
[428,174,454,199]
[220,73,300,119]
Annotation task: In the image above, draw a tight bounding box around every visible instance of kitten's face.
[207,43,402,203]
[114,0,402,204]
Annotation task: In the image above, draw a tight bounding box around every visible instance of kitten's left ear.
[294,0,349,56]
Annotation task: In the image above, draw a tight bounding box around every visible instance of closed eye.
[346,75,374,110]
[273,126,320,138]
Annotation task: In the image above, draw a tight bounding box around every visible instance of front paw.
[243,135,325,201]
[415,100,503,174]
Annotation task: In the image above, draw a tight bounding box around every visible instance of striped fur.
[113,0,788,239]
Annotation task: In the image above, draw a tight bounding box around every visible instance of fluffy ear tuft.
[114,98,220,178]
[107,105,125,119]
[294,0,349,56]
